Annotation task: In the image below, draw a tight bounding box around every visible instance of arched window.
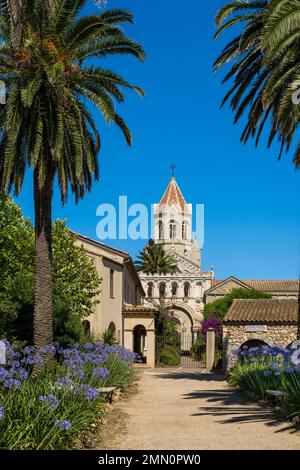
[184,282,190,299]
[108,322,116,334]
[159,282,166,298]
[158,221,164,239]
[182,221,189,240]
[171,282,178,297]
[147,282,153,298]
[169,220,177,239]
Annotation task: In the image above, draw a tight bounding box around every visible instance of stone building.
[75,234,158,366]
[139,175,214,339]
[223,298,298,371]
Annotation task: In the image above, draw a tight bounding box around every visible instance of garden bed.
[228,345,300,427]
[0,341,136,449]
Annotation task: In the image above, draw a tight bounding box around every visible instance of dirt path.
[101,368,300,450]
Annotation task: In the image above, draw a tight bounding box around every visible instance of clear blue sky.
[15,0,300,280]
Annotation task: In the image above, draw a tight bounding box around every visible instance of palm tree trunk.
[33,159,54,357]
[7,0,23,46]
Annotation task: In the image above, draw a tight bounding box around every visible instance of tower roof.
[159,176,189,212]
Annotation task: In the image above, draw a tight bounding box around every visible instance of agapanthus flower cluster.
[39,394,59,409]
[54,419,72,431]
[92,367,109,381]
[74,384,100,401]
[0,341,45,390]
[233,345,300,376]
[0,339,136,403]
[0,405,4,420]
[56,377,73,389]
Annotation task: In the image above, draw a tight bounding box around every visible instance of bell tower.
[153,172,201,267]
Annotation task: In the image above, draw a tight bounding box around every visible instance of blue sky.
[16,0,300,280]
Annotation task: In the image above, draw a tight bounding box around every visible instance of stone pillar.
[206,328,215,372]
[124,329,133,352]
[145,330,156,368]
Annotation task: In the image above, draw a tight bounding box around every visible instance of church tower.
[154,176,201,267]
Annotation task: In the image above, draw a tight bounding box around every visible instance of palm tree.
[135,240,179,275]
[214,0,300,168]
[0,0,145,354]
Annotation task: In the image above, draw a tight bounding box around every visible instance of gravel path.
[112,368,300,450]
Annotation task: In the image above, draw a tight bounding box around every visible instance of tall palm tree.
[214,0,300,168]
[0,0,145,353]
[135,240,179,275]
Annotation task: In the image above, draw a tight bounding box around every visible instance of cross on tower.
[170,163,176,177]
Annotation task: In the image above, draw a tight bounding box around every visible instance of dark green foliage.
[135,240,178,275]
[214,0,300,168]
[100,328,118,346]
[158,345,180,366]
[0,0,146,201]
[203,288,272,321]
[0,196,101,343]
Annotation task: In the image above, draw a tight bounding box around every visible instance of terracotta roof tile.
[211,279,299,292]
[123,304,158,314]
[159,176,189,212]
[224,299,299,323]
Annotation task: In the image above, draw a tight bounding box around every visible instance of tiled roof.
[123,304,158,314]
[211,279,299,292]
[224,299,299,323]
[159,176,189,212]
[243,280,299,292]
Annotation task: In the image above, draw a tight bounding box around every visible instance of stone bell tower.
[153,174,201,267]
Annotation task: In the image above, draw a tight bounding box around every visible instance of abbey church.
[138,176,299,340]
[76,174,299,367]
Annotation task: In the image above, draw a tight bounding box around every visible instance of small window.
[110,269,114,298]
[184,282,190,298]
[182,222,188,240]
[158,221,164,239]
[171,282,178,297]
[169,220,177,239]
[159,282,166,298]
[147,282,154,298]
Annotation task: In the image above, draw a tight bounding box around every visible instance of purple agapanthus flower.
[40,344,57,356]
[56,377,73,388]
[39,394,59,409]
[0,406,4,420]
[54,419,72,431]
[3,377,21,389]
[92,367,109,381]
[75,384,99,400]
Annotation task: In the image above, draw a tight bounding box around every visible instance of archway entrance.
[241,339,269,349]
[133,325,147,363]
[156,306,205,369]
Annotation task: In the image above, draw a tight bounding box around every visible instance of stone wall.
[223,323,298,372]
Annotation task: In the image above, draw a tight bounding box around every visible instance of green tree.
[0,195,34,337]
[0,1,145,353]
[135,240,179,275]
[214,0,300,168]
[0,196,101,343]
[203,288,272,322]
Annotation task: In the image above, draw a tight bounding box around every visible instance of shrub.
[158,345,180,366]
[203,288,271,321]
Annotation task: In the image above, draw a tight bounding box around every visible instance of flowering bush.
[229,345,300,421]
[201,316,222,338]
[0,340,136,449]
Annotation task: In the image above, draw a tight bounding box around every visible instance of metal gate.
[156,332,206,368]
